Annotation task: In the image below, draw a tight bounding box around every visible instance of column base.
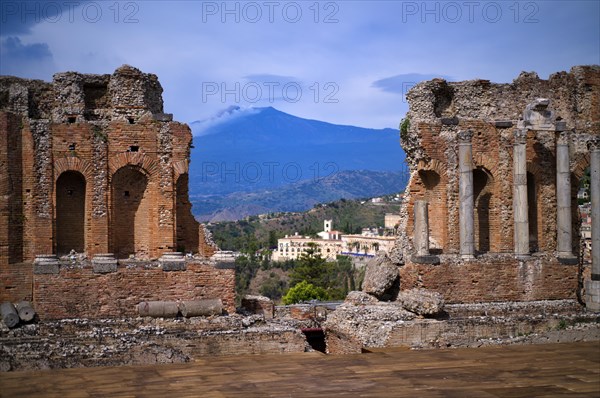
[460,254,476,261]
[557,253,578,265]
[411,255,440,265]
[584,280,600,312]
[515,254,531,261]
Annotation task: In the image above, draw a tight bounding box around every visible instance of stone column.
[458,130,475,259]
[586,137,600,311]
[414,200,430,257]
[513,129,530,258]
[412,200,439,264]
[556,132,576,262]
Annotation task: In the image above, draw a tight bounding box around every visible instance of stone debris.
[362,253,399,300]
[241,295,274,319]
[324,299,600,353]
[396,288,445,316]
[0,314,309,371]
[344,291,379,305]
[324,303,416,349]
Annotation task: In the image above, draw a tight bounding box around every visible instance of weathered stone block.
[410,255,440,265]
[344,291,379,305]
[241,295,274,319]
[33,255,60,274]
[494,120,513,128]
[153,113,173,122]
[159,252,186,271]
[396,288,445,316]
[362,254,399,300]
[92,254,118,273]
[440,117,459,125]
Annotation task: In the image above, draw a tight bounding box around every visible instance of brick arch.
[110,165,152,259]
[53,158,94,255]
[54,157,94,182]
[413,160,448,253]
[108,152,159,177]
[55,171,87,255]
[572,152,590,180]
[526,161,545,178]
[417,159,447,179]
[473,154,500,181]
[172,159,189,181]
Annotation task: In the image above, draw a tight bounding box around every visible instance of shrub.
[282,281,329,305]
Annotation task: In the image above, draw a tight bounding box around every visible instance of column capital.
[514,129,527,144]
[457,130,474,143]
[588,137,600,152]
[557,131,571,146]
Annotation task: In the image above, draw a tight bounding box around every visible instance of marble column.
[556,132,576,262]
[458,130,475,259]
[513,129,530,258]
[585,137,600,311]
[414,200,430,257]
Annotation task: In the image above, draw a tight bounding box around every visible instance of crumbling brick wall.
[33,261,235,319]
[397,65,600,303]
[0,65,224,310]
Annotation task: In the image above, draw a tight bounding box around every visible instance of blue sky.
[1,0,599,129]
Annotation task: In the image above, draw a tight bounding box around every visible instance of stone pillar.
[556,133,576,263]
[513,129,530,258]
[585,138,600,311]
[414,200,429,257]
[458,130,475,259]
[412,200,439,264]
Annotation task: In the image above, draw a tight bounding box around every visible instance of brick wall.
[33,261,235,319]
[400,255,578,303]
[175,173,200,253]
[0,262,32,303]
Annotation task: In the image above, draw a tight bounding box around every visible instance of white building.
[272,220,396,262]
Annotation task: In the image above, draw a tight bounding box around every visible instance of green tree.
[234,255,261,305]
[268,230,278,248]
[282,281,328,304]
[289,242,329,287]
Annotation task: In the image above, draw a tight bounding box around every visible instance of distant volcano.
[188,106,406,195]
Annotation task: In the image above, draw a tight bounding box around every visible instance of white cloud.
[1,1,597,129]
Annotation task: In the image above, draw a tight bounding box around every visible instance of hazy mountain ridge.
[192,169,407,222]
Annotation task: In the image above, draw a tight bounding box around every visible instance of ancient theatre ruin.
[0,65,234,319]
[397,66,600,310]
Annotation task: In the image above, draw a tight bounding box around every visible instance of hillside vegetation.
[207,195,402,252]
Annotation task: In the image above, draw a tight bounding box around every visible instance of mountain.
[189,107,405,195]
[192,169,407,222]
[187,107,407,220]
